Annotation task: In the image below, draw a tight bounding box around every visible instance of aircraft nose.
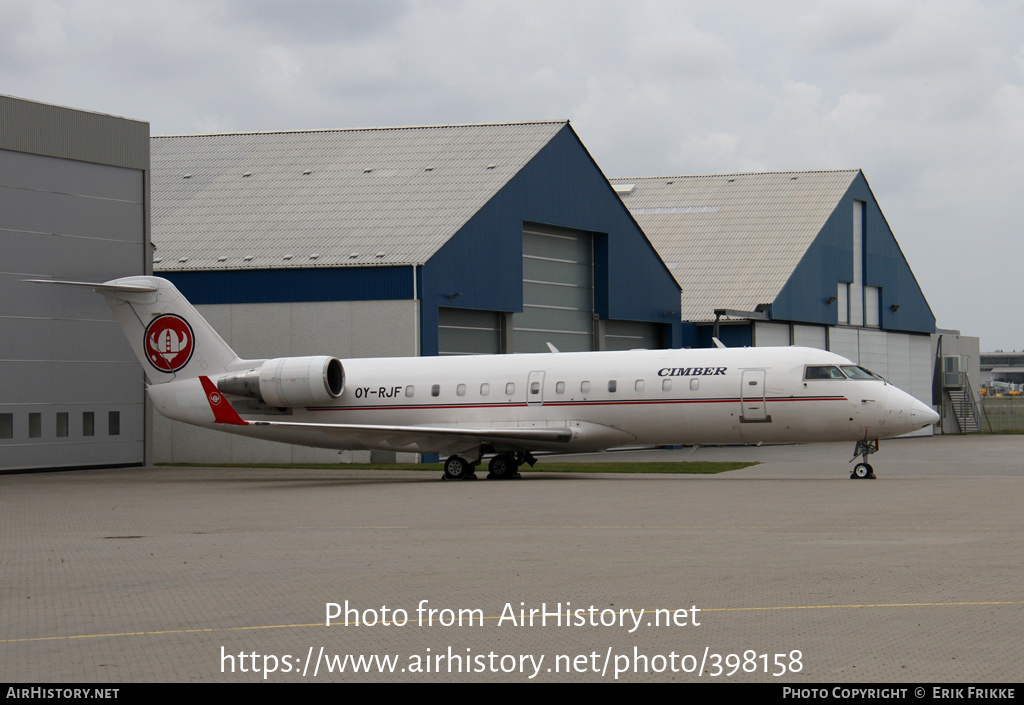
[909,398,940,428]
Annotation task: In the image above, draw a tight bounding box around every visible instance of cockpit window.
[804,365,846,380]
[840,365,878,380]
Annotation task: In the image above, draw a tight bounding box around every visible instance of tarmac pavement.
[1,434,1021,683]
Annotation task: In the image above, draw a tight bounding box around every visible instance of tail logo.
[144,314,195,373]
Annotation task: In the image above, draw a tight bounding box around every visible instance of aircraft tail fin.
[31,276,245,384]
[100,276,245,383]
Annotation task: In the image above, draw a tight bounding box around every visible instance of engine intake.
[217,356,344,407]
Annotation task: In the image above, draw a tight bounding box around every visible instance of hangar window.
[83,412,95,437]
[0,414,11,439]
[56,413,69,437]
[635,380,645,392]
[431,385,440,397]
[480,383,490,396]
[108,411,120,436]
[662,379,672,392]
[581,381,590,394]
[405,385,415,397]
[505,383,515,396]
[555,381,565,394]
[29,413,41,439]
[456,384,466,397]
[805,366,846,380]
[608,380,617,393]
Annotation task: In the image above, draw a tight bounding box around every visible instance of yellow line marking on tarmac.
[1,624,325,643]
[3,602,1021,644]
[285,525,998,531]
[479,525,998,531]
[298,526,409,529]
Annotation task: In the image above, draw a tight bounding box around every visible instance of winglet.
[199,376,248,425]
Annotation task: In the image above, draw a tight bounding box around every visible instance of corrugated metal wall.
[420,125,682,356]
[0,96,149,170]
[773,173,934,335]
[1,96,150,470]
[165,266,415,305]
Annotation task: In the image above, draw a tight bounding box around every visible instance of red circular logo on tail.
[144,314,195,373]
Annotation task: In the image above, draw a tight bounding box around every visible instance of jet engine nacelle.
[217,356,344,407]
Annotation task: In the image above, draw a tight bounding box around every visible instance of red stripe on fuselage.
[305,396,848,413]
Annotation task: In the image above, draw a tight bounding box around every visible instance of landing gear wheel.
[851,463,874,480]
[442,455,472,481]
[849,439,880,479]
[487,454,520,479]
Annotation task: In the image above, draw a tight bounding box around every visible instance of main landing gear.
[442,451,537,481]
[442,455,477,481]
[487,453,519,479]
[849,439,879,479]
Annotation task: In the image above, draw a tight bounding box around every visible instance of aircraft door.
[527,370,545,406]
[740,369,769,422]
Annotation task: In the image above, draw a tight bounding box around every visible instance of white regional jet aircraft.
[39,276,939,480]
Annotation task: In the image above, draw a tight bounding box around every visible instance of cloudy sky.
[4,0,1022,350]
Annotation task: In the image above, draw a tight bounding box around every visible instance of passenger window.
[635,379,644,392]
[555,381,565,394]
[505,382,515,395]
[456,384,466,397]
[530,381,540,395]
[662,379,672,392]
[690,379,699,391]
[480,383,489,396]
[431,384,440,397]
[405,385,415,397]
[608,380,617,393]
[581,381,590,394]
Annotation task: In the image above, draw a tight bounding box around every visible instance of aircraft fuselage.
[149,345,932,456]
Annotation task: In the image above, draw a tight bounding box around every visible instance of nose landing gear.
[849,439,878,479]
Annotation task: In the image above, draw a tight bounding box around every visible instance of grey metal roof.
[610,170,859,322]
[151,122,567,271]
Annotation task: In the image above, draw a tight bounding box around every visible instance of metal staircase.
[946,387,981,432]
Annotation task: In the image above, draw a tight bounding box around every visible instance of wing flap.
[249,419,573,445]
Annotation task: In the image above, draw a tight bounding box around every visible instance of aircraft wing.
[197,375,572,454]
[238,417,576,458]
[252,419,573,451]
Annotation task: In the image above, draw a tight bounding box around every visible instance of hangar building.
[610,170,937,425]
[150,121,683,463]
[1,96,150,471]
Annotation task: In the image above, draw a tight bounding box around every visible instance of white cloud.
[2,0,1022,347]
